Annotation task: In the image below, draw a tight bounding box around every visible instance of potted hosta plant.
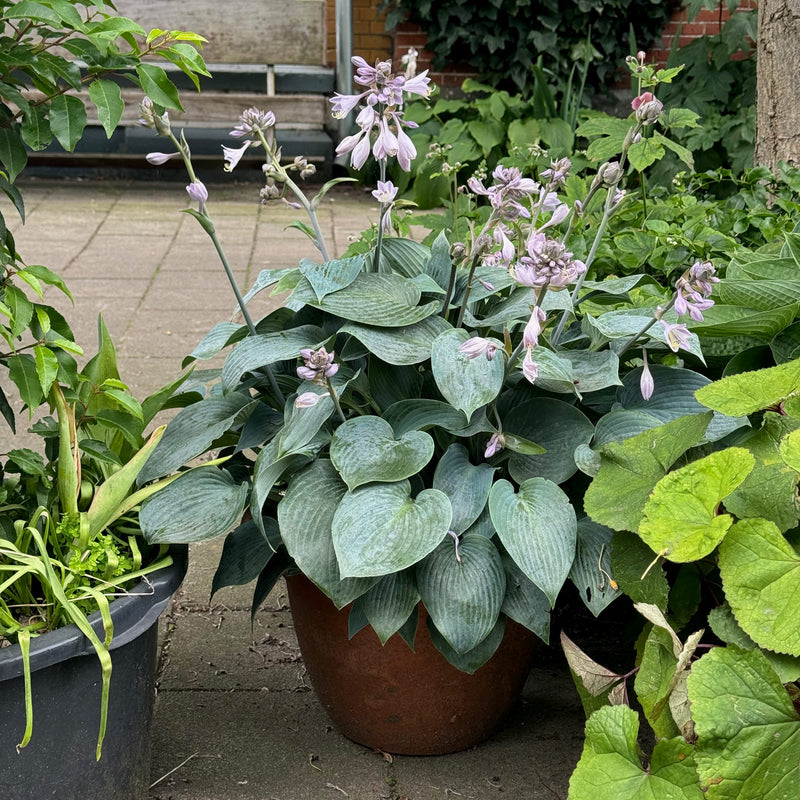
[0,3,206,796]
[133,52,796,756]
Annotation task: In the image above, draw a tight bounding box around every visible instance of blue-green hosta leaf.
[638,448,755,562]
[689,303,798,339]
[569,705,704,800]
[501,554,551,642]
[378,237,430,277]
[426,615,506,674]
[138,393,255,484]
[382,399,494,438]
[584,413,712,533]
[289,273,438,327]
[688,646,800,800]
[221,325,326,389]
[431,329,505,418]
[562,349,622,394]
[592,409,665,447]
[530,348,579,396]
[188,322,245,361]
[298,255,362,300]
[352,570,420,645]
[277,383,335,457]
[432,443,495,534]
[211,517,280,599]
[332,481,452,578]
[140,467,248,543]
[719,518,800,656]
[330,415,434,491]
[489,478,577,605]
[278,460,376,608]
[568,519,618,617]
[339,315,451,365]
[715,279,800,311]
[504,398,594,484]
[416,534,506,654]
[618,366,746,443]
[695,356,800,417]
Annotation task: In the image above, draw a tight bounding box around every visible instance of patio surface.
[3,177,588,800]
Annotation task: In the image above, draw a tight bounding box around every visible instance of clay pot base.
[286,574,538,755]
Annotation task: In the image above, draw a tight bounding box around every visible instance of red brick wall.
[324,1,756,84]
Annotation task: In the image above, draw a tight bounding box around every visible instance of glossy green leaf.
[610,531,669,609]
[8,354,42,414]
[140,467,247,543]
[211,518,279,599]
[0,121,27,181]
[330,415,434,490]
[136,63,184,110]
[584,413,712,532]
[695,357,800,417]
[634,625,681,740]
[718,518,800,656]
[638,448,755,562]
[32,344,58,396]
[432,443,495,535]
[88,79,124,138]
[688,646,800,799]
[431,329,505,419]
[489,478,577,605]
[278,460,376,608]
[568,705,704,800]
[417,534,506,653]
[48,94,87,152]
[332,481,452,578]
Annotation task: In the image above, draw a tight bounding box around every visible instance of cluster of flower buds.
[287,156,316,180]
[138,98,170,135]
[297,347,338,385]
[540,157,572,191]
[674,260,718,321]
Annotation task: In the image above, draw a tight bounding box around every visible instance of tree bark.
[755,0,800,171]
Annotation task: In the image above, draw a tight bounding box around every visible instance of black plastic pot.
[0,546,187,800]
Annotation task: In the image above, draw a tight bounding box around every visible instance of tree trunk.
[755,0,800,171]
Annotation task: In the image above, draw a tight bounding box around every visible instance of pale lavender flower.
[222,141,253,172]
[186,180,208,207]
[523,306,547,349]
[659,319,692,353]
[394,122,417,171]
[460,337,500,361]
[477,277,495,292]
[491,223,516,267]
[522,349,539,384]
[372,181,398,204]
[640,350,654,401]
[469,166,538,220]
[230,108,275,138]
[514,232,586,290]
[597,161,624,187]
[146,151,180,166]
[295,391,330,408]
[674,288,714,322]
[297,347,338,384]
[674,260,718,322]
[538,202,570,231]
[540,157,572,189]
[484,432,505,459]
[613,188,626,206]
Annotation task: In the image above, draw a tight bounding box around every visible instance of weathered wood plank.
[114,0,326,65]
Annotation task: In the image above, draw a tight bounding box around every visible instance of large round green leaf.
[719,518,800,656]
[638,448,755,562]
[688,646,800,800]
[489,478,577,605]
[140,466,248,543]
[431,329,505,419]
[278,460,376,608]
[329,415,434,491]
[416,534,506,654]
[432,443,495,534]
[332,481,452,578]
[505,398,594,484]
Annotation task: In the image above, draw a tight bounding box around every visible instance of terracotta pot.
[286,573,538,755]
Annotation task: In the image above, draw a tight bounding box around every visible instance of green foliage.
[381,0,671,97]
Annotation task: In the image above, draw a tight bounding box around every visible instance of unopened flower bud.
[632,92,663,125]
[597,161,624,187]
[450,242,467,261]
[484,432,505,459]
[295,391,330,408]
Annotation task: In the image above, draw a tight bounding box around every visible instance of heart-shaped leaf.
[489,478,577,605]
[426,615,506,674]
[278,460,376,608]
[330,415,434,490]
[299,255,362,300]
[431,329,505,419]
[638,448,755,562]
[432,443,495,534]
[352,570,420,645]
[719,518,800,655]
[416,534,506,654]
[332,481,452,577]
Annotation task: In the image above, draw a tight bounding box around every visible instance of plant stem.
[373,160,388,272]
[325,377,347,424]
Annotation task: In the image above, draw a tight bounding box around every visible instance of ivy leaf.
[688,646,800,799]
[718,518,800,655]
[568,705,704,799]
[638,448,755,562]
